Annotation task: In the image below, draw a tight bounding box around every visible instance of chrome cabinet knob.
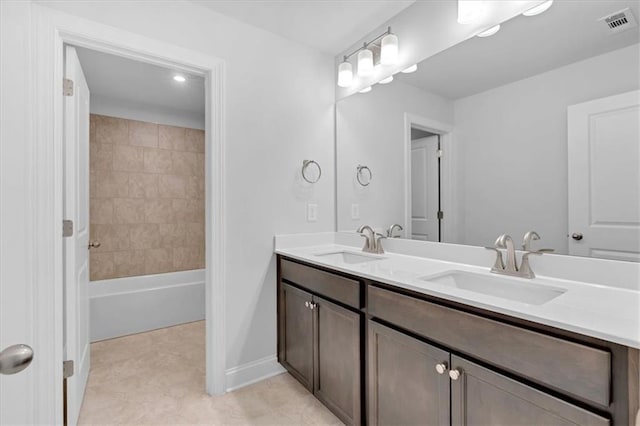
[88,240,101,249]
[449,368,462,381]
[435,362,448,375]
[571,233,583,241]
[304,301,310,308]
[309,303,316,310]
[0,344,34,375]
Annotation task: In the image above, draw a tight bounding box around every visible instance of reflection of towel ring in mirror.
[356,165,372,186]
[302,160,322,184]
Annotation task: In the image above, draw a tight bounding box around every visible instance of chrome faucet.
[387,223,403,238]
[357,225,386,254]
[486,232,554,279]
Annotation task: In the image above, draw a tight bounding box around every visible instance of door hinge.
[62,220,73,237]
[63,78,74,96]
[437,149,443,158]
[437,211,444,220]
[63,360,74,379]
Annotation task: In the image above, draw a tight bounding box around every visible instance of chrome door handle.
[0,344,34,375]
[571,233,583,241]
[88,240,101,249]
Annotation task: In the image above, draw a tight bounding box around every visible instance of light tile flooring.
[79,321,342,425]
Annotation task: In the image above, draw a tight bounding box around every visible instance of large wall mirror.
[336,0,640,261]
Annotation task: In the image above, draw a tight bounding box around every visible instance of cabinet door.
[368,321,450,426]
[280,283,314,391]
[450,355,610,426]
[313,296,361,425]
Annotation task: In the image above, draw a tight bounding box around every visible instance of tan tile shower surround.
[89,114,205,281]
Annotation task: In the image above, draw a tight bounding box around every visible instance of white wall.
[454,44,640,253]
[91,95,205,130]
[23,0,335,379]
[336,81,453,232]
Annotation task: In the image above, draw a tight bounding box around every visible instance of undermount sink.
[315,251,385,264]
[419,270,566,305]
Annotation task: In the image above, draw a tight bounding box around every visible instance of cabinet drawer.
[368,285,611,407]
[281,258,361,308]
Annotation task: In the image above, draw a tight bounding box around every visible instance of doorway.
[403,114,454,243]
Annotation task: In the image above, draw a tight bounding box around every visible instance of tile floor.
[79,321,342,425]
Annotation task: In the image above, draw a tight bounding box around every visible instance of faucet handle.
[485,247,505,272]
[374,233,386,254]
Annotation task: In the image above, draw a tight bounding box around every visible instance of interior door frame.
[403,113,455,243]
[32,5,227,422]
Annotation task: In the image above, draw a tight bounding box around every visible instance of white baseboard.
[90,270,205,342]
[225,355,286,392]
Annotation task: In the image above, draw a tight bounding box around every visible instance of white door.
[411,136,439,241]
[568,90,640,261]
[64,45,91,424]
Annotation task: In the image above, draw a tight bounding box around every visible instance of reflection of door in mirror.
[411,134,440,241]
[568,90,640,262]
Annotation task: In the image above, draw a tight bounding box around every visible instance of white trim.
[403,114,456,243]
[32,5,227,422]
[225,356,286,392]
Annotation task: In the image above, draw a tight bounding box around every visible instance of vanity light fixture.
[401,64,418,73]
[523,0,553,16]
[173,75,186,82]
[458,0,486,24]
[380,32,399,65]
[477,24,501,37]
[338,59,354,88]
[379,75,394,84]
[359,86,372,93]
[336,27,398,87]
[357,47,374,77]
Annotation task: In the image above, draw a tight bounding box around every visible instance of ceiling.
[194,0,415,55]
[397,1,640,100]
[75,47,205,116]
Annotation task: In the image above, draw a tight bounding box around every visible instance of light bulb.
[523,0,553,16]
[359,86,372,93]
[477,24,500,37]
[357,48,374,77]
[337,61,353,88]
[380,33,399,65]
[401,64,417,74]
[379,76,394,84]
[457,0,485,24]
[173,75,186,82]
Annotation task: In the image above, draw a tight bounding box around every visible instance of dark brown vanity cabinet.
[278,259,363,425]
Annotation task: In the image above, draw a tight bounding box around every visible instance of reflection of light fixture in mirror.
[523,0,553,16]
[357,48,374,77]
[401,64,418,73]
[379,75,394,84]
[173,75,186,82]
[359,86,372,93]
[380,32,399,65]
[458,0,485,24]
[337,59,353,88]
[477,24,501,37]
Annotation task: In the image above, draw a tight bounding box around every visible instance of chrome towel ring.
[356,164,372,186]
[302,160,322,184]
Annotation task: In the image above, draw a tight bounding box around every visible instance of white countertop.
[275,234,640,349]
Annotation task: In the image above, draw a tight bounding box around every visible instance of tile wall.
[89,114,205,281]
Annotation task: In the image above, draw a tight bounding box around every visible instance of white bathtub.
[89,269,205,342]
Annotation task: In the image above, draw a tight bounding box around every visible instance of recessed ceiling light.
[523,0,553,16]
[401,64,418,74]
[173,75,186,83]
[359,86,372,93]
[477,24,501,37]
[379,76,394,84]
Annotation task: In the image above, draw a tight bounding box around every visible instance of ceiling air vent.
[598,8,638,35]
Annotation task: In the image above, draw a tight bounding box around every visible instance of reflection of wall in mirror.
[336,80,453,233]
[454,44,640,254]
